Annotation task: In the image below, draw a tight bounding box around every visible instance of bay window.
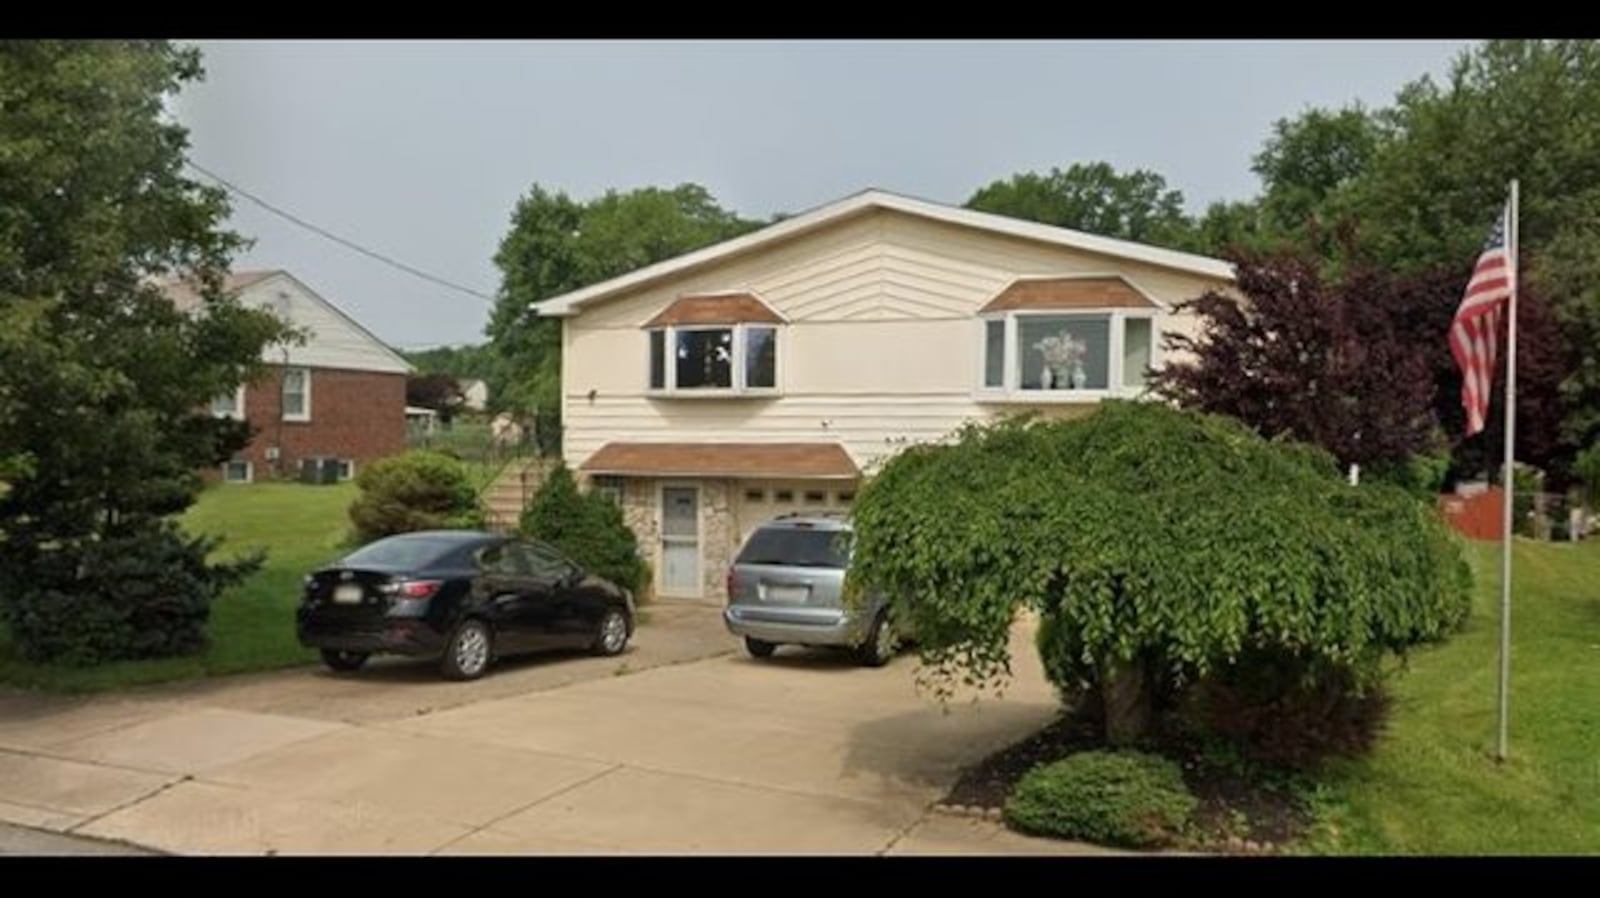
[978,310,1156,399]
[647,323,780,395]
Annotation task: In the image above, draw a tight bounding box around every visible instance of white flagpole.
[1497,179,1519,762]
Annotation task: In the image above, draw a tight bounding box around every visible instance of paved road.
[0,605,1100,855]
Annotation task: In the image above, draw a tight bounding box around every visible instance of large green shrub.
[848,401,1472,747]
[0,520,262,665]
[1004,750,1198,848]
[347,450,484,544]
[520,464,648,595]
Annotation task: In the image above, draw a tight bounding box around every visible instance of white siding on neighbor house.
[561,207,1231,472]
[235,273,411,375]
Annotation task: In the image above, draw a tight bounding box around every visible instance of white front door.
[660,485,701,597]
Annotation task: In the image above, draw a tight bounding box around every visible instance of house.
[536,189,1235,601]
[164,270,413,484]
[458,378,490,411]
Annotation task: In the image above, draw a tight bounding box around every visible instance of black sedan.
[296,530,635,680]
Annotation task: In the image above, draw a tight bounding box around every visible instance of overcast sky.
[174,40,1472,349]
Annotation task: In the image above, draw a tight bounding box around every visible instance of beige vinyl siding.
[235,274,411,375]
[562,207,1229,472]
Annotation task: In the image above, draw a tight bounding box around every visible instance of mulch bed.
[940,711,1314,854]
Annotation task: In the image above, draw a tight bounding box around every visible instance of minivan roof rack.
[773,510,851,520]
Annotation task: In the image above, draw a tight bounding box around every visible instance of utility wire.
[185,159,497,305]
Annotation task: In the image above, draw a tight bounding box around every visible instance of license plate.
[333,584,363,604]
[765,584,809,604]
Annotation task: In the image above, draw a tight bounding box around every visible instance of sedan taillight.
[392,579,442,599]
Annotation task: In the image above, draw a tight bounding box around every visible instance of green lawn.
[1305,537,1600,854]
[0,482,356,692]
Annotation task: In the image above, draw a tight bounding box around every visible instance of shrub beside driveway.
[0,482,355,692]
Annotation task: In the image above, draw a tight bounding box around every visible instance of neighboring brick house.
[164,270,412,484]
[537,189,1236,602]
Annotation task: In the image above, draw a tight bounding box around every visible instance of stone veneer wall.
[613,476,738,602]
[699,479,736,602]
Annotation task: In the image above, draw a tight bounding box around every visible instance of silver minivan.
[722,513,898,666]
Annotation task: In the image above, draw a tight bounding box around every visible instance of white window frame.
[646,323,781,398]
[336,459,356,482]
[975,309,1160,403]
[281,367,312,422]
[211,385,246,421]
[221,460,253,483]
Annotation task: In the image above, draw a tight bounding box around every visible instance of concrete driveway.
[0,605,1101,855]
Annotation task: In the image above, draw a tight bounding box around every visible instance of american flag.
[1449,203,1515,436]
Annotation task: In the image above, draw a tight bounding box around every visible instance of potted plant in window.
[1033,331,1088,390]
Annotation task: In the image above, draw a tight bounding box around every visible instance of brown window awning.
[642,293,785,328]
[978,276,1159,313]
[579,442,859,480]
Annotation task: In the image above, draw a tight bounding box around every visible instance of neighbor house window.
[803,490,826,505]
[281,367,311,421]
[210,385,246,421]
[744,488,766,503]
[222,460,252,483]
[646,323,780,395]
[335,459,355,482]
[979,311,1157,399]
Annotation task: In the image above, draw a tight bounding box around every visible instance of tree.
[520,464,647,595]
[965,162,1195,248]
[1152,244,1569,482]
[1250,105,1386,248]
[847,402,1470,747]
[405,372,465,424]
[487,183,760,443]
[403,343,496,388]
[0,41,287,662]
[1152,249,1438,470]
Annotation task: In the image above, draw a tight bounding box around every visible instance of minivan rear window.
[735,527,851,569]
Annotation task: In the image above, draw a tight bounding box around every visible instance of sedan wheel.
[592,607,631,656]
[320,649,369,673]
[440,619,493,681]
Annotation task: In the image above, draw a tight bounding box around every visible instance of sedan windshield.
[340,536,465,570]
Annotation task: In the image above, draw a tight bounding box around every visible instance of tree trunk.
[1100,657,1152,746]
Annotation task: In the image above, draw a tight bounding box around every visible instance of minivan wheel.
[745,637,777,659]
[856,612,896,668]
[440,619,493,681]
[320,649,369,672]
[592,607,631,656]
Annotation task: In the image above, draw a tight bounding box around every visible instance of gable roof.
[533,188,1234,318]
[163,270,279,312]
[160,269,413,375]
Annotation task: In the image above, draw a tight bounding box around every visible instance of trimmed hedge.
[347,450,485,544]
[1004,750,1197,848]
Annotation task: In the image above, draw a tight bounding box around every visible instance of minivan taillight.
[394,579,442,599]
[725,569,735,603]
